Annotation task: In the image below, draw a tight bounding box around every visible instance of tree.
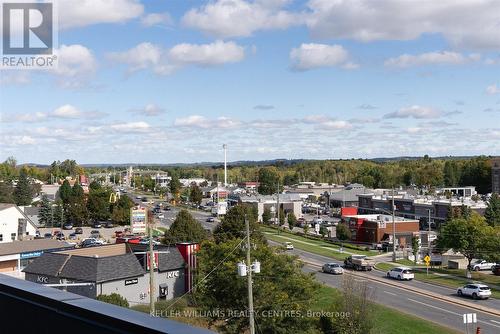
[38,195,53,227]
[213,204,262,244]
[87,187,111,221]
[59,180,72,204]
[96,293,129,308]
[436,212,495,270]
[52,200,64,228]
[257,167,282,195]
[485,193,500,227]
[287,212,297,230]
[411,235,419,264]
[303,223,310,236]
[163,209,207,244]
[111,196,134,225]
[195,238,320,333]
[169,176,182,201]
[336,223,351,242]
[319,225,328,237]
[0,182,14,203]
[278,208,285,226]
[14,169,33,206]
[190,184,203,205]
[262,207,271,224]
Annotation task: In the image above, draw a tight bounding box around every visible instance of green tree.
[163,209,207,244]
[278,207,285,226]
[319,225,328,237]
[38,195,53,227]
[111,196,134,225]
[96,293,129,308]
[443,161,460,186]
[52,200,65,228]
[169,176,182,201]
[287,212,297,230]
[195,238,319,333]
[87,187,111,221]
[436,213,495,270]
[336,223,351,251]
[261,207,271,224]
[213,204,262,244]
[0,182,14,203]
[59,180,72,204]
[411,236,419,265]
[485,193,500,227]
[257,167,282,195]
[14,169,33,206]
[190,184,203,205]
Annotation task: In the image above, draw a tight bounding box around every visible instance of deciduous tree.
[163,209,207,244]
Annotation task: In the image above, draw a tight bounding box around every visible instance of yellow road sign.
[424,255,430,263]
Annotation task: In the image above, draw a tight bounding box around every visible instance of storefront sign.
[166,270,180,279]
[131,207,147,234]
[20,251,43,259]
[36,275,48,283]
[125,278,138,286]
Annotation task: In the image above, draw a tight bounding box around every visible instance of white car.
[387,267,414,280]
[322,263,344,275]
[469,260,496,272]
[284,242,294,250]
[457,284,491,300]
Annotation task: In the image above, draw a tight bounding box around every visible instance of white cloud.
[59,0,143,29]
[110,121,151,132]
[384,51,480,67]
[50,44,97,87]
[141,12,173,27]
[290,43,357,71]
[182,0,300,38]
[406,127,422,134]
[305,0,500,50]
[317,120,353,130]
[384,105,441,119]
[486,84,500,95]
[51,105,82,119]
[130,104,165,116]
[174,115,242,129]
[108,40,246,75]
[0,71,30,85]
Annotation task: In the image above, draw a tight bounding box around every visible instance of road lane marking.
[491,320,500,325]
[384,291,397,296]
[407,298,461,316]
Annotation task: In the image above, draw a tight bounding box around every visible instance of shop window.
[0,234,3,241]
[11,233,16,241]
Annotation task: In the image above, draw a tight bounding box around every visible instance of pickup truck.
[344,255,373,271]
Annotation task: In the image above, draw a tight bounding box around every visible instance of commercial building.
[0,203,38,243]
[341,213,419,246]
[493,157,500,194]
[0,238,74,274]
[357,188,487,227]
[327,183,371,207]
[230,193,303,222]
[23,243,189,305]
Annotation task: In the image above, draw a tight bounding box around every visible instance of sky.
[1,0,500,164]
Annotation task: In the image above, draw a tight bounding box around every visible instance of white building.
[0,203,37,243]
[179,178,207,187]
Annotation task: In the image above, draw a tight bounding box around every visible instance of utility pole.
[148,210,155,315]
[428,208,432,253]
[245,216,255,334]
[223,144,227,187]
[392,188,396,262]
[276,182,280,227]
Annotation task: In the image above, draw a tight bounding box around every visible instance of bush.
[155,297,188,314]
[96,293,129,308]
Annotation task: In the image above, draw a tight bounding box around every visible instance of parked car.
[62,223,73,230]
[35,230,41,238]
[457,284,491,300]
[206,217,215,223]
[104,222,114,228]
[115,230,124,238]
[492,264,500,276]
[164,206,171,211]
[90,230,101,238]
[93,222,102,228]
[139,237,161,245]
[80,238,105,248]
[284,242,294,250]
[68,233,77,240]
[469,260,496,272]
[55,232,65,240]
[322,263,344,275]
[75,227,83,234]
[387,267,414,280]
[43,232,52,239]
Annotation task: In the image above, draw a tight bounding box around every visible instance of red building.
[341,213,419,246]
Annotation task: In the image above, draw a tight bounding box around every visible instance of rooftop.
[0,239,74,257]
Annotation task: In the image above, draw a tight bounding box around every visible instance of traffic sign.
[424,255,430,264]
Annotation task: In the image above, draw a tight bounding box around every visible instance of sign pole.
[148,209,155,316]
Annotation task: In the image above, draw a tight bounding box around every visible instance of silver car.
[322,263,344,275]
[457,284,491,300]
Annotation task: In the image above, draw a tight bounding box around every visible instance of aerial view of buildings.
[1,1,500,334]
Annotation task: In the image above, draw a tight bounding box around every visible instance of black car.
[75,227,83,234]
[93,222,102,228]
[63,223,73,230]
[164,206,171,211]
[43,232,52,239]
[104,222,114,228]
[90,230,100,238]
[55,232,65,240]
[141,197,148,202]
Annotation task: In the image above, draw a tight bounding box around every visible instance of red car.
[116,236,141,244]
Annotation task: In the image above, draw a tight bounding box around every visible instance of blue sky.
[1,0,499,164]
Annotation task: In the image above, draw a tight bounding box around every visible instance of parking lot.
[38,226,127,244]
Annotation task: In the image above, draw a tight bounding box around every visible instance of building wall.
[25,272,62,285]
[0,206,37,243]
[98,275,149,304]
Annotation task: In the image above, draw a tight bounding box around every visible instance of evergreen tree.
[14,169,33,206]
[0,182,14,203]
[287,212,297,230]
[262,207,271,224]
[38,195,53,227]
[189,184,203,205]
[485,193,500,227]
[257,167,282,195]
[59,180,72,204]
[163,209,207,244]
[52,200,64,228]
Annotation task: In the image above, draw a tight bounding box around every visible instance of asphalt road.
[276,242,500,334]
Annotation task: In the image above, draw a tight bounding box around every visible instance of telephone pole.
[245,216,255,334]
[149,210,155,315]
[392,188,396,262]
